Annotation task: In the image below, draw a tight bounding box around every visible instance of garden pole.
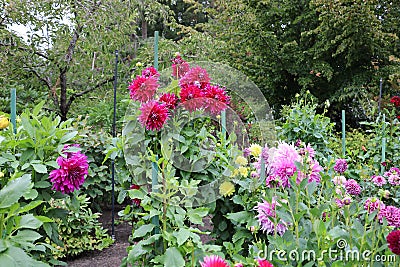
[111,50,118,240]
[221,110,226,139]
[152,31,160,238]
[10,88,16,134]
[342,110,345,158]
[260,158,266,182]
[378,78,383,113]
[381,114,386,175]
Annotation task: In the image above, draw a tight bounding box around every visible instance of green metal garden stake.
[154,31,159,70]
[381,114,386,175]
[342,110,345,158]
[221,110,226,139]
[10,88,16,134]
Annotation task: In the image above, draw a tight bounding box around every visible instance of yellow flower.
[219,181,235,197]
[135,62,143,67]
[235,156,248,166]
[238,166,248,177]
[0,116,9,129]
[249,144,262,157]
[0,171,4,178]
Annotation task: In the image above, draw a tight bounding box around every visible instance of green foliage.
[277,92,335,159]
[48,194,113,259]
[0,175,51,267]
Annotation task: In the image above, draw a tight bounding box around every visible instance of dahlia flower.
[130,184,141,206]
[199,255,229,267]
[334,159,348,173]
[179,84,205,112]
[385,167,400,186]
[249,144,263,157]
[364,197,385,213]
[235,156,248,166]
[344,179,361,195]
[129,75,159,103]
[203,84,230,115]
[390,96,400,107]
[379,205,400,227]
[141,66,159,78]
[257,259,274,267]
[371,175,386,186]
[255,199,287,235]
[219,181,235,197]
[49,145,89,194]
[387,230,400,255]
[171,54,190,79]
[179,66,210,88]
[159,93,178,110]
[138,100,169,131]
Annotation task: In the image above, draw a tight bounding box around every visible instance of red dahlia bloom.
[49,144,89,194]
[179,66,210,88]
[159,93,178,110]
[138,100,169,131]
[130,184,141,206]
[141,66,159,78]
[180,84,206,112]
[129,75,159,103]
[390,96,400,107]
[171,55,190,79]
[257,259,274,267]
[199,255,229,267]
[387,230,400,255]
[203,84,230,115]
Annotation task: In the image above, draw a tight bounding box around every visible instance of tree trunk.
[141,19,147,39]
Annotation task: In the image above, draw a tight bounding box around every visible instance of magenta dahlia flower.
[378,205,400,227]
[257,259,274,267]
[179,84,205,112]
[371,175,386,186]
[129,75,159,103]
[171,54,190,79]
[387,230,400,255]
[344,179,361,195]
[49,145,89,194]
[385,167,400,186]
[141,66,159,78]
[179,66,210,88]
[159,93,178,110]
[255,199,287,235]
[138,100,169,131]
[199,255,229,267]
[203,84,230,115]
[334,158,348,173]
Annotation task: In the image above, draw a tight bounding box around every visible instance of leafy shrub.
[48,194,113,259]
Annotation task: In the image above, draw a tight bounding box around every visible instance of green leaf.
[173,229,191,247]
[31,164,47,174]
[18,214,42,230]
[59,131,78,144]
[12,230,42,247]
[226,211,254,224]
[18,200,43,214]
[164,247,185,267]
[0,176,32,209]
[21,116,35,139]
[0,246,49,267]
[132,224,154,239]
[35,216,53,223]
[34,181,51,188]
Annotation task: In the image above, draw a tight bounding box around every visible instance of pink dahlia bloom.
[141,66,159,78]
[138,100,169,131]
[179,66,210,88]
[387,230,400,255]
[364,197,385,213]
[203,84,230,115]
[257,259,274,267]
[171,54,190,79]
[378,205,400,227]
[199,255,229,267]
[371,175,386,186]
[334,158,348,173]
[129,75,159,103]
[49,145,89,194]
[255,199,287,235]
[344,179,361,195]
[159,93,178,110]
[384,168,400,186]
[179,84,205,112]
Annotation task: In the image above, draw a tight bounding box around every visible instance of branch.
[66,76,115,111]
[0,42,49,60]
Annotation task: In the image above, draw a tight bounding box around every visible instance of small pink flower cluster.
[378,205,400,227]
[332,175,362,208]
[199,255,274,267]
[128,54,230,131]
